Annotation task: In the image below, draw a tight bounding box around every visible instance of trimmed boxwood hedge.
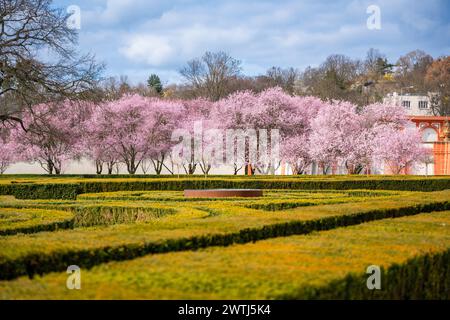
[245,201,317,211]
[0,183,80,200]
[0,208,75,236]
[279,249,450,300]
[0,200,448,280]
[72,206,177,227]
[0,204,176,235]
[0,219,74,237]
[1,177,450,199]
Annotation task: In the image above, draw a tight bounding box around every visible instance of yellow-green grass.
[0,208,73,236]
[0,190,449,280]
[1,210,448,300]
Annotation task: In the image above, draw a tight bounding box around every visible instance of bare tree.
[0,0,102,131]
[264,66,299,95]
[299,54,363,103]
[364,48,393,78]
[425,56,450,116]
[395,50,433,92]
[180,51,241,101]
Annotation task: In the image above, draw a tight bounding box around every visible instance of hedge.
[0,220,74,237]
[1,177,450,199]
[72,206,177,227]
[245,201,318,211]
[279,249,450,299]
[0,204,176,235]
[244,193,398,211]
[0,199,448,280]
[0,183,80,200]
[0,208,74,236]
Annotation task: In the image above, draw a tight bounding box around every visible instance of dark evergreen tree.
[147,74,163,94]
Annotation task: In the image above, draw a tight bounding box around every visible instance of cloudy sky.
[57,0,450,85]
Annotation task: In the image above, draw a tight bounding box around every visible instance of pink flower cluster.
[0,87,430,175]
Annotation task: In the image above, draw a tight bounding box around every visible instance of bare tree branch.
[179,51,241,101]
[0,0,103,131]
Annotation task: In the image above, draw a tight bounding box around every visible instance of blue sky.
[56,0,450,85]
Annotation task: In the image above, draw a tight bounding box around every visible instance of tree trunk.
[154,161,163,175]
[126,155,138,174]
[183,163,197,175]
[107,162,114,174]
[233,163,242,175]
[95,160,103,174]
[292,164,305,175]
[47,160,54,175]
[152,155,165,175]
[53,159,62,175]
[199,161,211,175]
[163,162,174,175]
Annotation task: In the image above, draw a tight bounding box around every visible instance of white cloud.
[119,24,256,67]
[120,35,174,65]
[66,0,448,84]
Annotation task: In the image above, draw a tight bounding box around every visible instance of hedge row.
[76,178,450,194]
[0,204,177,235]
[72,206,177,227]
[1,200,448,280]
[280,249,450,299]
[1,174,448,180]
[0,183,80,200]
[1,177,450,199]
[245,196,389,211]
[243,196,369,211]
[0,220,74,237]
[0,205,176,234]
[245,201,317,211]
[0,208,75,236]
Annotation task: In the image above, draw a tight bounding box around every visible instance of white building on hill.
[383,92,433,116]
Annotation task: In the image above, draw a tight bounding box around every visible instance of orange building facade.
[410,116,450,175]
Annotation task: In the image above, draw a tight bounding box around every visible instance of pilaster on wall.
[433,142,450,175]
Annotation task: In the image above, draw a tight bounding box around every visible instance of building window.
[419,101,428,109]
[402,100,411,109]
